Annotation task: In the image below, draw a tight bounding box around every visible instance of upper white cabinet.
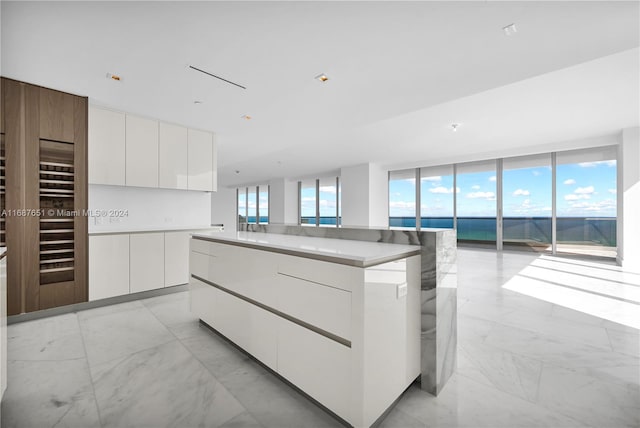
[125,115,159,188]
[159,122,188,190]
[88,107,216,191]
[188,129,216,192]
[88,107,126,185]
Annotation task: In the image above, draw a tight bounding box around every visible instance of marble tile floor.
[1,248,638,428]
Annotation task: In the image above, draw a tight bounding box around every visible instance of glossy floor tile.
[1,248,638,428]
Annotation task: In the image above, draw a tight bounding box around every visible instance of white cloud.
[513,189,530,197]
[532,170,541,177]
[578,160,616,168]
[429,186,460,194]
[608,189,617,194]
[429,186,450,194]
[471,185,480,190]
[563,179,576,185]
[421,176,442,182]
[467,191,496,200]
[319,186,336,194]
[488,176,496,182]
[389,201,415,209]
[575,186,595,194]
[564,194,591,201]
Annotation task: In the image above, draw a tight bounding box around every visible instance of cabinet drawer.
[277,273,351,341]
[190,238,210,255]
[277,255,361,292]
[190,250,209,279]
[277,318,351,422]
[210,285,278,370]
[189,277,216,327]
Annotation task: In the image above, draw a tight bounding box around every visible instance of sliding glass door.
[456,160,497,245]
[420,165,455,228]
[555,147,617,258]
[502,154,552,252]
[389,169,417,228]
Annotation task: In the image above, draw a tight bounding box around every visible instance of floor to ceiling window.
[237,188,247,224]
[389,169,417,228]
[298,177,341,227]
[258,185,269,224]
[247,187,257,224]
[502,154,552,251]
[387,144,618,259]
[318,178,338,226]
[300,180,317,226]
[420,165,455,228]
[555,147,617,258]
[455,160,497,245]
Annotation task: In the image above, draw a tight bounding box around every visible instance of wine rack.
[39,139,75,285]
[1,134,5,247]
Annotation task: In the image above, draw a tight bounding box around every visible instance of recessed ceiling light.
[315,73,329,82]
[235,170,240,174]
[194,100,203,105]
[106,73,122,81]
[241,114,252,120]
[503,23,517,36]
[451,123,460,132]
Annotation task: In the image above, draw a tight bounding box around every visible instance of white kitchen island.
[190,231,422,428]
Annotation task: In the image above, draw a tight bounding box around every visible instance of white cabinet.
[88,107,126,185]
[130,233,164,293]
[188,129,215,191]
[88,106,216,190]
[89,235,130,301]
[164,231,190,287]
[159,122,188,189]
[126,115,159,188]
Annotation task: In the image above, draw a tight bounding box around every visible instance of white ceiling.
[2,1,638,187]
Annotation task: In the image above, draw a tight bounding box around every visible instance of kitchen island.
[190,232,421,428]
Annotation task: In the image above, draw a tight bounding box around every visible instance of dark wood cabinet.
[1,77,88,315]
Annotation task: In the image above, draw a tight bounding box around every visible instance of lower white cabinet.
[89,235,130,301]
[90,230,214,301]
[164,231,190,287]
[190,237,421,428]
[130,233,164,293]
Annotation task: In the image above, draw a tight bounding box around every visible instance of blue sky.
[390,160,617,218]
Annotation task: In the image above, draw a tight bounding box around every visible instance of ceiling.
[2,1,639,187]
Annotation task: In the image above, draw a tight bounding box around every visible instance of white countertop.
[89,225,223,236]
[192,231,421,268]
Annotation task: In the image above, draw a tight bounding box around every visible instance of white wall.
[268,178,298,225]
[210,187,238,232]
[341,163,388,228]
[88,185,212,232]
[619,127,640,271]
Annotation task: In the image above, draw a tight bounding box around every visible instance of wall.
[268,178,298,225]
[88,184,212,232]
[619,127,640,271]
[341,163,388,228]
[210,187,238,232]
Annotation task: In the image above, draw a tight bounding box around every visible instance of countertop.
[89,225,223,236]
[191,231,421,268]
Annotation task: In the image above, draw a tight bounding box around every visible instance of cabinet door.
[88,107,125,185]
[164,231,189,287]
[187,129,213,191]
[277,318,351,421]
[89,235,130,301]
[130,233,164,293]
[159,122,188,189]
[126,115,158,188]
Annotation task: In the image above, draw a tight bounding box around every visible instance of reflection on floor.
[1,248,638,428]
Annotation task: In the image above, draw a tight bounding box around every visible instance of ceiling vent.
[188,65,246,90]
